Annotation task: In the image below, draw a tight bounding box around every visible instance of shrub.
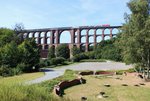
[56,44,70,59]
[71,53,88,62]
[85,51,95,59]
[51,57,66,66]
[18,39,40,72]
[0,42,20,67]
[71,46,81,56]
[71,55,80,62]
[0,64,24,77]
[95,38,122,61]
[38,59,47,68]
[0,65,10,76]
[48,46,55,59]
[9,67,22,76]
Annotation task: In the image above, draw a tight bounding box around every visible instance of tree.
[118,0,150,79]
[14,23,24,32]
[0,28,16,47]
[56,44,70,59]
[18,39,40,72]
[13,23,25,43]
[48,45,55,59]
[95,38,122,61]
[0,41,19,67]
[71,45,81,56]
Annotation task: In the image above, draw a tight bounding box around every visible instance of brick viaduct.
[20,25,121,58]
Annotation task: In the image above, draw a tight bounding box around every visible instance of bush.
[0,42,19,67]
[10,67,22,76]
[18,39,40,72]
[0,65,10,76]
[56,44,70,59]
[71,46,81,56]
[0,64,25,77]
[48,46,55,59]
[95,38,122,61]
[85,51,95,59]
[50,57,66,66]
[38,59,51,68]
[71,53,88,62]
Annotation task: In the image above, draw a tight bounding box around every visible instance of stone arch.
[105,35,111,40]
[47,38,50,44]
[81,30,86,35]
[96,36,102,43]
[81,36,86,43]
[40,38,44,44]
[40,32,45,37]
[23,33,28,38]
[89,36,94,43]
[59,31,71,43]
[34,32,39,37]
[80,43,86,52]
[112,28,119,34]
[88,29,94,35]
[104,29,110,34]
[46,31,51,37]
[96,29,102,34]
[28,32,33,38]
[89,43,94,51]
[35,38,38,44]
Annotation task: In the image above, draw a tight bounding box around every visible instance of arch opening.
[29,33,33,38]
[81,36,86,43]
[40,32,45,37]
[96,29,102,35]
[89,36,94,43]
[47,38,50,44]
[60,31,71,43]
[34,32,39,38]
[112,28,119,34]
[35,38,38,44]
[75,31,78,43]
[89,44,94,51]
[96,36,102,43]
[89,29,94,35]
[40,38,44,44]
[104,29,110,35]
[105,36,111,40]
[81,30,87,35]
[23,33,28,38]
[46,32,51,37]
[80,44,86,52]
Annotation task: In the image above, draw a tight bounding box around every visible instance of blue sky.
[0,0,131,29]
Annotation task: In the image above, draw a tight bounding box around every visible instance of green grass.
[0,70,75,101]
[63,75,150,101]
[0,72,44,84]
[39,69,77,91]
[0,82,74,101]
